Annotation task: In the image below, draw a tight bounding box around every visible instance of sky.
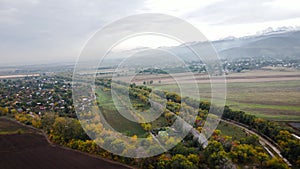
[1,0,300,65]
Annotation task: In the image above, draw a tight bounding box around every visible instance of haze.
[1,0,300,66]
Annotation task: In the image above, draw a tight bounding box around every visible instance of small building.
[158,131,169,137]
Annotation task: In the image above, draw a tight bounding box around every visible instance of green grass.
[217,121,247,140]
[153,80,300,122]
[96,88,146,136]
[247,114,300,121]
[150,116,169,129]
[235,103,300,111]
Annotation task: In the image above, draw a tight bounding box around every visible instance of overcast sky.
[1,0,300,65]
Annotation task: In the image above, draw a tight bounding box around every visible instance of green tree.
[204,141,228,168]
[41,112,57,133]
[230,144,257,164]
[170,154,197,169]
[257,152,269,168]
[265,158,289,169]
[187,154,200,167]
[51,117,88,143]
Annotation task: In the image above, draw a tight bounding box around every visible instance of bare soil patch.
[0,118,131,169]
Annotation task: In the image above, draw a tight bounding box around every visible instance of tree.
[141,123,152,132]
[204,141,228,168]
[276,130,292,142]
[187,154,200,167]
[265,158,289,169]
[171,143,198,156]
[230,144,257,164]
[257,152,269,168]
[32,117,42,128]
[170,154,197,169]
[41,112,57,133]
[207,150,228,168]
[240,135,259,145]
[0,107,9,116]
[10,109,17,114]
[51,117,88,143]
[166,92,181,103]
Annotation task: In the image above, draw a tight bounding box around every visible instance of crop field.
[0,118,130,169]
[155,80,300,121]
[144,70,300,122]
[0,117,36,135]
[97,70,300,124]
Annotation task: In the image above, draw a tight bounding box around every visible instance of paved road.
[292,133,300,140]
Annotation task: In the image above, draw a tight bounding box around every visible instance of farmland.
[0,117,36,135]
[144,70,300,122]
[0,73,298,168]
[0,118,131,169]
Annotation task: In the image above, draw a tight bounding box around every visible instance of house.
[158,131,169,137]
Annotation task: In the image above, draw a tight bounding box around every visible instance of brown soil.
[0,118,131,169]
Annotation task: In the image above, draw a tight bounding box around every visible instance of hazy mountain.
[100,28,300,65]
[217,30,300,60]
[158,28,300,61]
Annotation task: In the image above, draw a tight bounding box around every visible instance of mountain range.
[181,27,300,60]
[101,27,300,67]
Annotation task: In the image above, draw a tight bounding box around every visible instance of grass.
[150,116,169,129]
[96,88,146,136]
[153,80,300,122]
[247,114,300,121]
[217,121,247,140]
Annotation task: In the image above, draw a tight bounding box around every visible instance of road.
[292,133,300,140]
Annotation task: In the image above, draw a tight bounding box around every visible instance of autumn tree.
[204,141,228,168]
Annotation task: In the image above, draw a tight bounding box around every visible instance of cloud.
[142,0,300,39]
[1,0,300,65]
[183,0,300,25]
[142,0,222,16]
[0,0,144,65]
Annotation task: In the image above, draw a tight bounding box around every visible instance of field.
[216,121,247,140]
[0,117,36,135]
[96,88,146,136]
[140,70,300,122]
[0,118,130,169]
[0,74,40,79]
